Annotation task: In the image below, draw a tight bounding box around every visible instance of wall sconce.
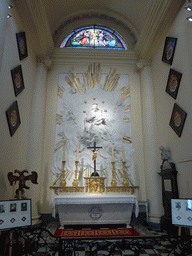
[186,16,192,21]
[8,4,13,9]
[185,0,192,21]
[7,14,12,18]
[185,5,192,11]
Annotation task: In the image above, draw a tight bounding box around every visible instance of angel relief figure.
[8,169,38,199]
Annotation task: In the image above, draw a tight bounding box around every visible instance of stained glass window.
[60,26,126,50]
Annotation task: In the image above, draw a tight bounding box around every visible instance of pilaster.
[137,61,163,224]
[28,59,50,224]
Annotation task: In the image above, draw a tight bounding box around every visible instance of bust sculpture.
[159,146,172,170]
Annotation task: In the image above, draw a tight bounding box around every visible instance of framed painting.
[16,32,28,61]
[5,101,21,137]
[162,37,177,65]
[165,69,182,99]
[11,65,25,96]
[169,103,187,137]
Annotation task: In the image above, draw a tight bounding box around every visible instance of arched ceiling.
[12,0,185,62]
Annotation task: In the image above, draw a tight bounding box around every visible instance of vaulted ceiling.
[12,0,185,62]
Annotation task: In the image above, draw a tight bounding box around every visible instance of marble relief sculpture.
[51,64,138,193]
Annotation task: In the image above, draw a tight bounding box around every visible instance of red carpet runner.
[54,228,140,238]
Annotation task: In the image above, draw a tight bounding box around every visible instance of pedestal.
[158,163,179,234]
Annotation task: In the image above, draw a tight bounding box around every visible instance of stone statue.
[159,146,172,170]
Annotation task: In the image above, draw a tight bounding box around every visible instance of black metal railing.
[1,226,192,256]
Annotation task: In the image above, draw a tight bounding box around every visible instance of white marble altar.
[53,193,139,228]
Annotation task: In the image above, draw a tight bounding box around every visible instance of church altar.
[53,193,139,228]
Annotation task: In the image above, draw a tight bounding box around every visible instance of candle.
[63,143,65,161]
[112,147,114,162]
[122,146,125,162]
[76,146,79,161]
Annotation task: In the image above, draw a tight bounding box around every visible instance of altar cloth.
[52,193,139,227]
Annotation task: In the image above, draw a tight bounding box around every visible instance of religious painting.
[162,37,177,65]
[5,101,21,137]
[169,103,187,137]
[11,65,25,96]
[16,32,28,61]
[165,69,182,99]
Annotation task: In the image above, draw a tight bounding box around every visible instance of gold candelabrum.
[111,161,117,187]
[72,161,79,187]
[122,161,129,186]
[60,161,67,186]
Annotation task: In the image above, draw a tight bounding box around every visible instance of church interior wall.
[0,7,40,223]
[151,6,192,199]
[1,2,191,226]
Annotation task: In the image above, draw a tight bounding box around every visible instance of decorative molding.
[134,0,185,61]
[52,10,138,47]
[50,48,138,67]
[36,56,52,70]
[135,60,151,72]
[13,0,54,58]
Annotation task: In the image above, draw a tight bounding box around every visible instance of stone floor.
[44,219,192,256]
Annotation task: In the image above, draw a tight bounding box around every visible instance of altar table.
[53,194,139,228]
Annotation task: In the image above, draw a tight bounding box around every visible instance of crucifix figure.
[87,142,102,176]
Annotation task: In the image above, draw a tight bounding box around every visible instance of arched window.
[60,25,127,49]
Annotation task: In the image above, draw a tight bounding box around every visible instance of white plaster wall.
[41,53,147,213]
[152,7,192,200]
[0,7,40,222]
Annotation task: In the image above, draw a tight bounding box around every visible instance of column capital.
[36,56,52,70]
[136,60,151,71]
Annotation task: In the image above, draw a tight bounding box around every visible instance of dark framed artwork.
[165,69,182,99]
[16,32,28,61]
[169,103,187,137]
[162,37,177,65]
[11,65,25,96]
[5,101,21,137]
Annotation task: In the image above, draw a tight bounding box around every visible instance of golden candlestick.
[122,161,129,186]
[111,161,117,187]
[72,161,79,187]
[60,161,66,187]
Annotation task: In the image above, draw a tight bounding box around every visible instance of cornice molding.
[134,0,185,61]
[13,0,54,58]
[50,48,138,67]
